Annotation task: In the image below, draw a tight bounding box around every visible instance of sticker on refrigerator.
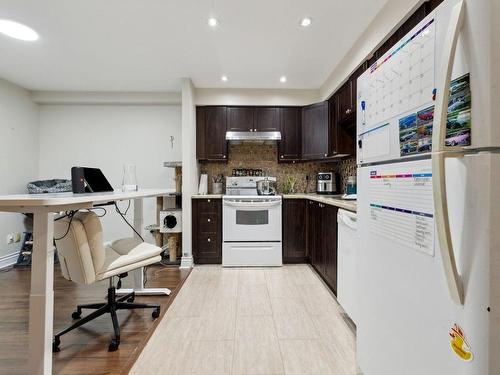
[368,165,434,256]
[399,107,435,156]
[446,73,471,147]
[449,324,473,362]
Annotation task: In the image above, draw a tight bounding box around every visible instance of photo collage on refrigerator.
[399,73,471,156]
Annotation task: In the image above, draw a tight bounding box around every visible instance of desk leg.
[117,198,171,296]
[29,211,54,375]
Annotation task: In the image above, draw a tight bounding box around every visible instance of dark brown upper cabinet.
[255,107,280,131]
[278,107,301,162]
[227,107,254,131]
[302,101,329,160]
[227,107,280,132]
[196,106,227,161]
[329,95,356,158]
[336,81,353,124]
[336,62,368,125]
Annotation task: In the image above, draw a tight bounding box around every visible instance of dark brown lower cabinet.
[282,199,307,263]
[306,200,339,294]
[192,198,222,264]
[322,204,338,292]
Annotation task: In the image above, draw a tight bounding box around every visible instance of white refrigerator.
[355,0,500,374]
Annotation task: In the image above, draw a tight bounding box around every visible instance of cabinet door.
[328,97,338,157]
[282,199,307,263]
[205,107,228,161]
[336,81,353,124]
[278,107,301,162]
[192,198,222,264]
[255,107,280,131]
[302,101,329,160]
[308,200,324,272]
[322,204,338,294]
[196,107,206,160]
[227,107,254,131]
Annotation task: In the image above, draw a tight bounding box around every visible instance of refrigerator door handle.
[431,0,466,305]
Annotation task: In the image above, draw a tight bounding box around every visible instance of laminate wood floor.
[130,265,357,375]
[0,264,190,375]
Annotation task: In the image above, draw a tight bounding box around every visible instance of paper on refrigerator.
[368,164,435,256]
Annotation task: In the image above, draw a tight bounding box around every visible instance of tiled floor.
[130,265,357,375]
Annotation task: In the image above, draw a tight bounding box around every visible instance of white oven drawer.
[223,242,282,267]
[223,199,282,242]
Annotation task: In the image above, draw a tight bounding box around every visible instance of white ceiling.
[0,0,388,92]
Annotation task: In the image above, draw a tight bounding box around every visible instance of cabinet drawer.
[198,212,220,233]
[196,233,220,256]
[196,198,221,212]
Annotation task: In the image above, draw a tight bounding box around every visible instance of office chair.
[52,211,163,352]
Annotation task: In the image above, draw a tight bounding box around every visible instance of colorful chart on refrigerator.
[368,165,434,256]
[359,18,436,133]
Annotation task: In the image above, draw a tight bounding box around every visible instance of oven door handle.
[223,200,282,208]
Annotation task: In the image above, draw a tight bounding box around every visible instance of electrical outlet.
[14,233,21,243]
[6,233,14,244]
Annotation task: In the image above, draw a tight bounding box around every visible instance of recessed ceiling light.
[300,17,312,27]
[0,19,39,41]
[221,75,228,82]
[208,17,219,27]
[280,76,287,83]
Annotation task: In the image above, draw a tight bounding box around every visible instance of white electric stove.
[222,177,282,267]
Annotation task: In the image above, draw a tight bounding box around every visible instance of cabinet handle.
[207,238,211,242]
[223,155,226,158]
[280,155,284,158]
[249,129,253,132]
[324,153,328,157]
[207,218,211,222]
[207,199,211,202]
[254,128,257,132]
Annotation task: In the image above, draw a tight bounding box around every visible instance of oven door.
[223,198,282,242]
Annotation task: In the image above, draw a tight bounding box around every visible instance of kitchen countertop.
[192,193,357,212]
[282,193,357,212]
[192,194,223,199]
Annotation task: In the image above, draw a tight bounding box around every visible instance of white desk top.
[0,188,175,212]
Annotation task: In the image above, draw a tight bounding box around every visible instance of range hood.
[225,131,281,144]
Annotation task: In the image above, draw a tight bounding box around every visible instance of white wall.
[0,79,39,262]
[320,0,421,99]
[38,104,182,243]
[195,88,319,106]
[181,78,198,268]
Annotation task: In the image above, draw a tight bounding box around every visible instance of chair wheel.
[52,338,60,353]
[152,308,160,319]
[108,339,120,352]
[71,311,81,320]
[127,296,135,303]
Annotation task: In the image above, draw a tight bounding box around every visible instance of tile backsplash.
[199,143,356,194]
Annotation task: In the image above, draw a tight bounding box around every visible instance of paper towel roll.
[198,174,208,195]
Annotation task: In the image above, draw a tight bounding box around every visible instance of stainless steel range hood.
[225,131,281,144]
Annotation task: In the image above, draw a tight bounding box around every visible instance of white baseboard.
[180,255,193,269]
[0,251,18,270]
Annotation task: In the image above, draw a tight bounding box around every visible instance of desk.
[0,189,175,375]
